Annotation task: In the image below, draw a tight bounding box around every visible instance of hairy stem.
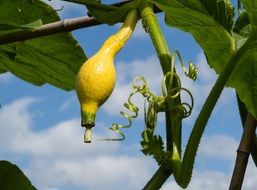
[229,113,257,190]
[175,30,254,188]
[138,1,181,189]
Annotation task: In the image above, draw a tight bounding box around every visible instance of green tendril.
[172,50,197,81]
[98,91,139,141]
[103,50,197,141]
[162,71,194,118]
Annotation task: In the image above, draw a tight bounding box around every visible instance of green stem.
[138,1,181,189]
[175,29,253,188]
[142,166,171,190]
[138,2,170,74]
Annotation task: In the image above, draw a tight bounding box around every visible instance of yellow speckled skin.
[76,50,116,115]
[75,10,138,142]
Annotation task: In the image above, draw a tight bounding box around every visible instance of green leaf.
[199,0,234,32]
[152,0,236,74]
[241,0,257,26]
[173,0,207,12]
[0,45,44,85]
[0,20,42,36]
[228,29,257,119]
[141,128,169,165]
[0,0,86,91]
[234,12,251,36]
[0,160,37,190]
[233,12,250,49]
[152,0,257,119]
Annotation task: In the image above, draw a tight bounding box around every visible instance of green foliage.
[228,30,257,119]
[230,11,257,119]
[152,0,236,74]
[141,128,171,166]
[0,0,86,91]
[234,12,251,36]
[0,160,37,190]
[241,0,257,26]
[140,102,172,167]
[63,0,140,25]
[153,0,257,119]
[199,0,234,32]
[0,19,42,36]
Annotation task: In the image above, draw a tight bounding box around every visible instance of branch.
[0,16,100,45]
[0,1,161,45]
[236,94,257,166]
[229,113,257,190]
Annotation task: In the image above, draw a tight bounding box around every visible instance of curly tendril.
[98,90,139,141]
[101,51,197,141]
[172,50,197,81]
[162,71,194,118]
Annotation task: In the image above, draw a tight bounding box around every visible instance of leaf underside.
[0,0,87,91]
[153,0,257,119]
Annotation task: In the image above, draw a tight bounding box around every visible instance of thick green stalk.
[138,2,171,74]
[138,1,182,189]
[142,166,171,190]
[175,30,254,188]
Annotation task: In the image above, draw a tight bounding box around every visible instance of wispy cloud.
[133,23,148,39]
[0,98,155,190]
[199,134,238,161]
[0,72,13,84]
[0,97,256,190]
[165,160,257,190]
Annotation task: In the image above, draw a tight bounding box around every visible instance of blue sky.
[0,1,256,190]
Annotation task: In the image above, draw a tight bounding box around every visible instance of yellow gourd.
[75,10,138,143]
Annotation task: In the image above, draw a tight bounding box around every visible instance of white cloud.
[1,97,256,190]
[0,72,13,84]
[0,52,254,190]
[162,159,257,190]
[133,23,148,39]
[0,97,155,190]
[161,133,257,190]
[59,96,77,112]
[162,170,229,190]
[199,134,238,161]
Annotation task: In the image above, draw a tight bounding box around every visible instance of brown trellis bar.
[0,0,160,45]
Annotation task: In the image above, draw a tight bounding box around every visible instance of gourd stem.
[138,1,181,189]
[84,128,92,143]
[99,9,139,57]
